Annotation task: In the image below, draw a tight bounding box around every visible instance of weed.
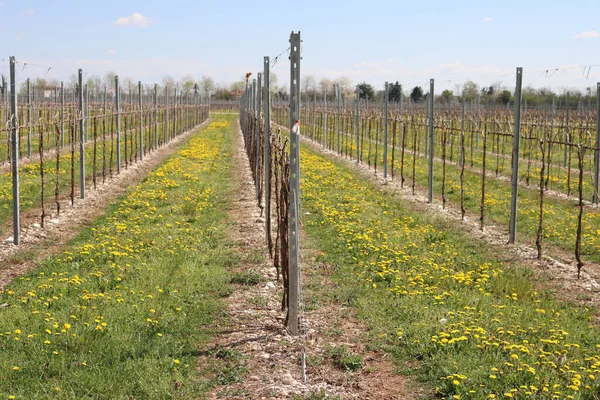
[324,344,363,372]
[230,271,263,285]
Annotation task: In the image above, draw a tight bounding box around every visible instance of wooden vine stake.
[411,122,417,196]
[401,121,406,188]
[575,144,585,279]
[536,137,546,259]
[102,111,106,184]
[460,129,466,220]
[391,117,396,181]
[109,114,114,178]
[93,117,97,189]
[70,121,75,206]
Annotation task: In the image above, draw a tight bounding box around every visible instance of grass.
[323,344,363,372]
[298,142,600,399]
[0,105,208,237]
[0,114,240,399]
[230,271,263,286]
[278,110,600,266]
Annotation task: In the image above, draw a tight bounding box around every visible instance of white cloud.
[22,8,35,16]
[439,61,463,69]
[114,12,152,28]
[573,30,600,39]
[438,61,507,76]
[106,49,117,55]
[481,17,492,23]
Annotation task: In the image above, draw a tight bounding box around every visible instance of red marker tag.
[292,120,300,136]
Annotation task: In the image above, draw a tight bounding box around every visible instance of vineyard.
[0,66,209,244]
[270,101,600,271]
[3,29,600,399]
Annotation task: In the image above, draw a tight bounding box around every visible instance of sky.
[1,0,600,94]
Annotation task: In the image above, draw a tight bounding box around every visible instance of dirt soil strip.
[0,118,212,290]
[206,119,416,399]
[293,130,600,309]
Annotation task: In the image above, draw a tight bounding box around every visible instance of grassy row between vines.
[299,142,600,399]
[295,116,600,266]
[0,114,244,398]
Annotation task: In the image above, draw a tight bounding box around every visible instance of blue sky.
[1,0,600,93]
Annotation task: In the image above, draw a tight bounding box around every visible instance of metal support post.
[79,70,85,199]
[139,81,143,160]
[384,82,389,179]
[264,56,272,247]
[115,76,121,173]
[355,86,360,162]
[508,67,523,244]
[427,79,434,203]
[9,57,20,245]
[594,83,600,204]
[288,31,301,336]
[256,73,262,202]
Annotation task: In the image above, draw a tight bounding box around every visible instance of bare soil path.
[204,120,420,399]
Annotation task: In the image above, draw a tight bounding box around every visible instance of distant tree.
[104,71,117,92]
[334,76,353,99]
[277,85,289,101]
[319,78,333,99]
[86,74,102,93]
[491,81,503,93]
[302,75,315,96]
[499,90,512,105]
[122,78,135,95]
[463,80,479,101]
[357,82,375,100]
[143,83,154,95]
[180,74,196,95]
[230,81,245,94]
[410,86,424,103]
[270,72,278,88]
[441,89,454,103]
[68,72,78,88]
[388,81,402,102]
[18,80,28,96]
[213,89,233,100]
[481,86,494,97]
[200,75,215,98]
[161,75,176,90]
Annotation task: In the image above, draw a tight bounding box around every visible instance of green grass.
[0,105,208,237]
[230,270,263,286]
[276,109,600,266]
[298,142,600,399]
[323,344,363,372]
[0,114,239,399]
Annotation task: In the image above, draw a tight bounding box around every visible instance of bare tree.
[123,78,135,95]
[230,81,245,94]
[334,76,353,98]
[103,71,117,92]
[319,78,333,99]
[68,72,78,88]
[200,75,215,99]
[162,75,176,90]
[180,74,195,95]
[86,74,102,94]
